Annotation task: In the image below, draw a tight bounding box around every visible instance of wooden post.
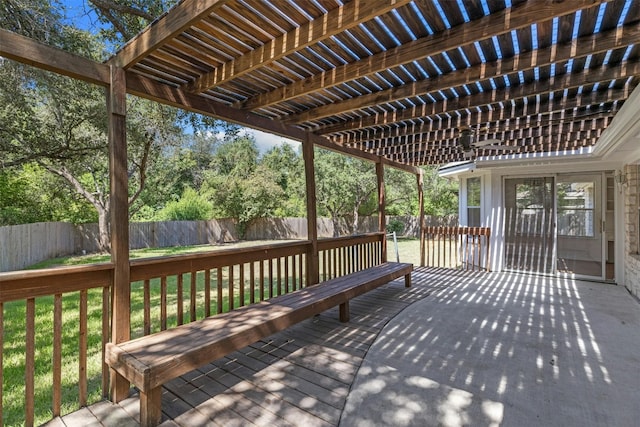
[417,169,426,267]
[108,65,131,402]
[303,133,320,285]
[376,160,387,263]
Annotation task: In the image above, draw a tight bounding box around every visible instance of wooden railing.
[421,226,491,271]
[0,264,114,427]
[0,234,387,425]
[318,233,385,281]
[128,240,310,337]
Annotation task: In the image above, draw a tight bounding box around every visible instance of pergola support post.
[303,133,320,286]
[377,160,387,263]
[108,65,131,402]
[418,169,426,267]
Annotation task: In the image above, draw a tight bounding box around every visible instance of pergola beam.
[237,0,608,111]
[184,0,412,94]
[330,87,629,146]
[109,0,231,69]
[125,73,421,174]
[0,29,110,86]
[317,60,640,134]
[345,111,620,150]
[286,21,640,125]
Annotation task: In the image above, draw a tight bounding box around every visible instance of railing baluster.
[292,255,297,291]
[217,268,223,314]
[190,271,197,321]
[249,262,255,304]
[299,253,305,288]
[161,276,167,331]
[259,260,265,301]
[53,294,62,416]
[268,259,274,299]
[177,274,184,325]
[239,263,245,307]
[143,279,151,335]
[228,265,234,311]
[205,269,211,317]
[26,298,35,427]
[101,287,109,397]
[284,256,290,294]
[276,257,282,296]
[79,290,88,406]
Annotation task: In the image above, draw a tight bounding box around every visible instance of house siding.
[624,164,640,297]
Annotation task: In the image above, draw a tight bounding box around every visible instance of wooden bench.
[105,262,413,426]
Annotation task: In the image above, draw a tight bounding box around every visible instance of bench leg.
[109,369,130,402]
[339,301,350,322]
[405,273,411,288]
[140,387,162,427]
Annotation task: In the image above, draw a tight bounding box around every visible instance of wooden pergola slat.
[110,0,231,69]
[235,0,608,111]
[286,21,640,125]
[316,60,640,134]
[184,0,413,94]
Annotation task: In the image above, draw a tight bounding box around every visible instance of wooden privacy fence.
[421,226,491,271]
[1,216,459,272]
[0,233,385,426]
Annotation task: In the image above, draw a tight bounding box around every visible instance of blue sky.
[57,1,300,153]
[60,0,104,32]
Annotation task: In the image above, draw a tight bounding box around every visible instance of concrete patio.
[342,269,640,427]
[51,267,640,426]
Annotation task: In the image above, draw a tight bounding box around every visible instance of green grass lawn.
[3,238,423,426]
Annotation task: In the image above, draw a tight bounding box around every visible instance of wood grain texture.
[0,29,110,86]
[186,0,413,93]
[111,0,230,68]
[106,262,412,391]
[238,0,608,110]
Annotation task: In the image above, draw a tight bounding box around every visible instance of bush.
[157,188,212,220]
[386,218,405,235]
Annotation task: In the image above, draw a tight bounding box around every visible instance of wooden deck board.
[59,267,440,426]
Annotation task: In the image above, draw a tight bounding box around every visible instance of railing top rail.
[0,262,114,303]
[317,232,384,250]
[129,240,312,268]
[129,240,312,281]
[423,226,491,236]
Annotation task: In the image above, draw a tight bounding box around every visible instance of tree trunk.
[331,215,340,237]
[352,207,359,235]
[97,207,110,252]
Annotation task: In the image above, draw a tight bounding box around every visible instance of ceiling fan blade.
[472,138,503,147]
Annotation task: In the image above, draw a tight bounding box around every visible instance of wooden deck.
[46,267,463,427]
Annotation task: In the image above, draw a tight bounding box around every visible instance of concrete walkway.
[340,271,640,427]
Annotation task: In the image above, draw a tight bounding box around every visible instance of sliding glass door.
[504,177,555,274]
[503,174,607,279]
[556,175,603,278]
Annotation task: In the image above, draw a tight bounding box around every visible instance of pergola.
[1,0,639,423]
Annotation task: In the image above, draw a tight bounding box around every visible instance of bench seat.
[105,262,412,426]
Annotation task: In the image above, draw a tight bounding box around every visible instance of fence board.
[1,216,457,271]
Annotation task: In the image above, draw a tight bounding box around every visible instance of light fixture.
[614,170,627,190]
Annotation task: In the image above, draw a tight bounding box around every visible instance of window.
[557,181,595,237]
[467,177,481,227]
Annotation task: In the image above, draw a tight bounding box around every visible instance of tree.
[261,144,305,217]
[203,136,285,237]
[314,149,378,236]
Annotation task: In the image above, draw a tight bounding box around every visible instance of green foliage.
[387,218,405,235]
[202,137,291,237]
[422,166,459,216]
[157,188,212,221]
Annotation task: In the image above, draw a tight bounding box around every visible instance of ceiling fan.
[458,126,518,160]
